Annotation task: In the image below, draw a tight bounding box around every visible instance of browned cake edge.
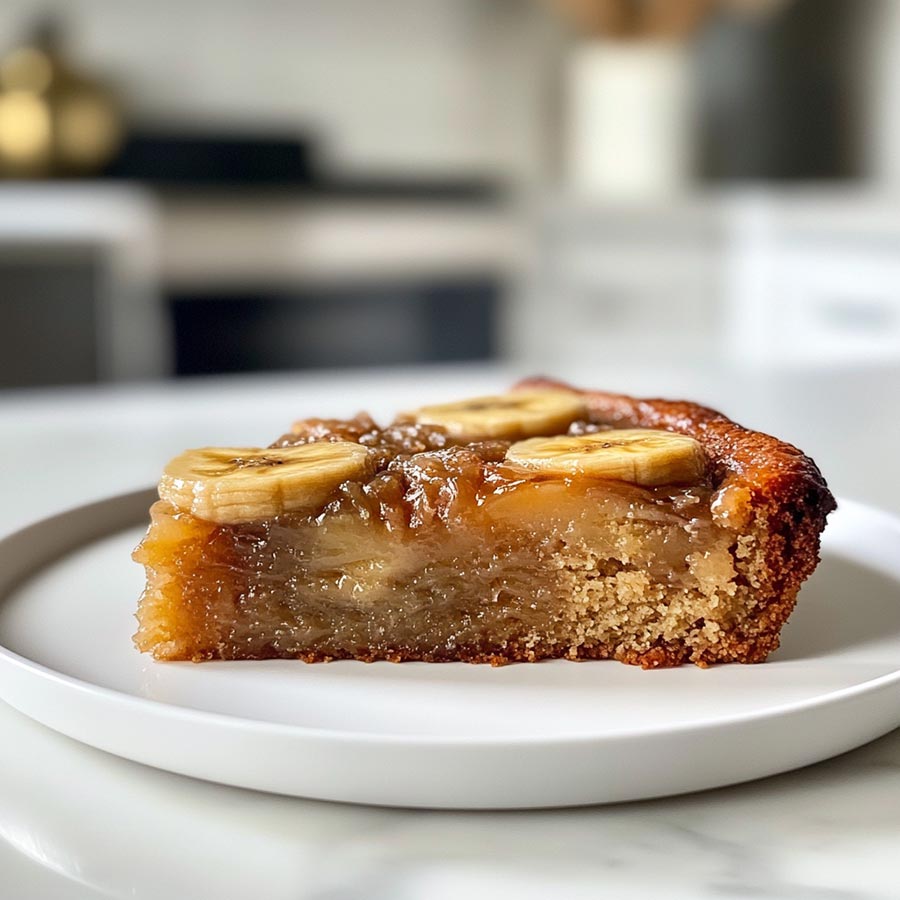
[511,377,837,667]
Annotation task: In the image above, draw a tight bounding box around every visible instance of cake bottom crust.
[215,630,785,669]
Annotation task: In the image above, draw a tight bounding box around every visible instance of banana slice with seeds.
[505,429,706,487]
[159,442,372,524]
[409,390,586,441]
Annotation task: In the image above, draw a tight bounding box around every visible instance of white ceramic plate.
[0,490,899,809]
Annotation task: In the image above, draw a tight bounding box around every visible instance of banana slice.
[408,390,586,441]
[159,442,372,524]
[505,429,706,487]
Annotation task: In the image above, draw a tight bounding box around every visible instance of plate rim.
[1,490,899,749]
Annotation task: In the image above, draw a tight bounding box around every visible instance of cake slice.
[133,380,835,668]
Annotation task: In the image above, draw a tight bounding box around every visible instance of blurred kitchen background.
[1,0,900,395]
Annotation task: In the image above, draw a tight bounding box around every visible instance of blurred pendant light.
[0,18,123,178]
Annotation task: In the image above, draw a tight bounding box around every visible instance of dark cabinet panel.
[170,279,497,375]
[0,257,99,388]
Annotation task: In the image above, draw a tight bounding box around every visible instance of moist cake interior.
[134,417,766,667]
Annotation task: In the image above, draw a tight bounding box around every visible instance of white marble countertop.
[2,362,899,900]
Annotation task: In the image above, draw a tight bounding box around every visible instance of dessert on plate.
[133,379,835,668]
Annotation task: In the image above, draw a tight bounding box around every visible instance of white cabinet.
[508,192,900,372]
[725,193,900,366]
[507,198,723,367]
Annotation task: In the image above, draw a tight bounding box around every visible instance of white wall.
[0,0,563,181]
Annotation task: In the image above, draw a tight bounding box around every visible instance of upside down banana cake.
[133,379,835,668]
